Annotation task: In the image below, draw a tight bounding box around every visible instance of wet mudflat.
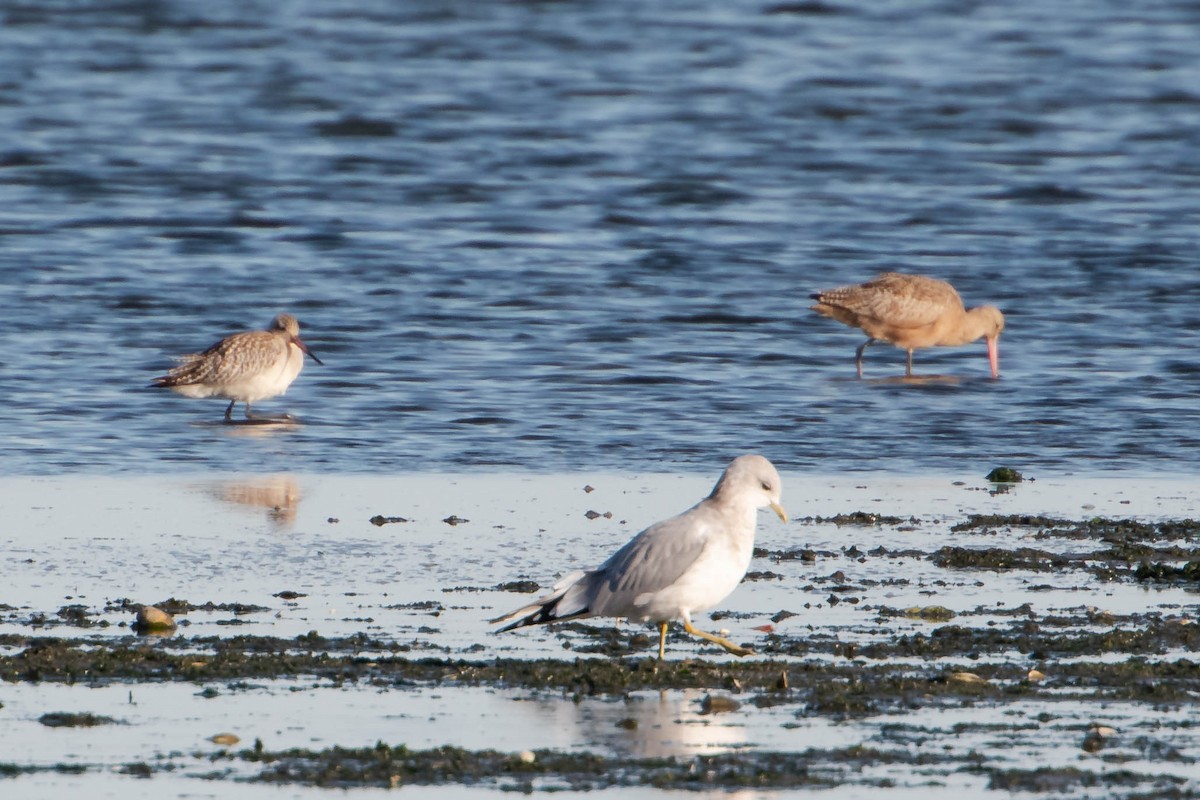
[3,473,1200,799]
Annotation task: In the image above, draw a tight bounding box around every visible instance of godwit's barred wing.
[153,331,290,389]
[812,272,964,331]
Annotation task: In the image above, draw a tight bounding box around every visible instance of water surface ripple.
[2,0,1199,475]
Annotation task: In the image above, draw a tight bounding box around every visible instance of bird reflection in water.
[529,689,747,759]
[206,475,302,528]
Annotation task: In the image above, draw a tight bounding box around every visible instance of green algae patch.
[794,511,908,526]
[903,605,956,621]
[39,712,116,728]
[1135,560,1200,583]
[985,467,1024,482]
[224,741,962,790]
[951,513,1075,532]
[986,766,1183,794]
[933,546,1069,571]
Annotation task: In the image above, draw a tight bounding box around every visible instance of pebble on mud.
[518,750,536,764]
[133,605,176,634]
[210,733,240,746]
[1027,669,1047,682]
[948,671,987,685]
[369,515,408,526]
[1082,725,1115,753]
[700,694,741,714]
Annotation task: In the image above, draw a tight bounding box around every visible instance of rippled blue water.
[2,0,1199,476]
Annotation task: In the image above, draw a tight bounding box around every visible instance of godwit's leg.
[906,349,914,376]
[855,338,876,379]
[224,400,235,421]
[657,621,669,661]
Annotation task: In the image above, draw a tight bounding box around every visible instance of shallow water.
[2,0,1200,476]
[3,473,1200,797]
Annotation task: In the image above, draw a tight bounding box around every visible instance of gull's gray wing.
[585,501,716,617]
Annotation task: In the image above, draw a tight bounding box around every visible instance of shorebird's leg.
[906,349,914,376]
[855,338,876,379]
[658,621,669,661]
[683,619,754,657]
[224,400,235,421]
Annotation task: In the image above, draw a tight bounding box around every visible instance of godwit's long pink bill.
[809,272,1004,378]
[151,313,323,421]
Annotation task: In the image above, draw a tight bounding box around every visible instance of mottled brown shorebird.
[810,273,1005,378]
[151,314,323,420]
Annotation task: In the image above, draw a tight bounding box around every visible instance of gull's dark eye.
[760,481,772,491]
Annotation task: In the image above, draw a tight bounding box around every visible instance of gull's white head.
[709,454,787,522]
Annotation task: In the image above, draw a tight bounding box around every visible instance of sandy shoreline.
[3,471,1200,798]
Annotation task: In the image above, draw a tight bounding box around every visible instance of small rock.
[1081,727,1114,753]
[1027,669,1046,682]
[583,485,595,493]
[699,694,741,715]
[273,590,307,600]
[133,605,176,634]
[443,515,468,526]
[209,733,240,746]
[369,515,408,526]
[615,717,638,730]
[949,671,987,685]
[986,466,1025,483]
[518,750,536,764]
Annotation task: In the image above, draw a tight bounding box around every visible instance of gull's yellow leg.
[683,620,754,657]
[657,621,669,660]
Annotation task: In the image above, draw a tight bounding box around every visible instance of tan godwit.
[151,314,323,421]
[492,454,787,660]
[810,272,1005,378]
